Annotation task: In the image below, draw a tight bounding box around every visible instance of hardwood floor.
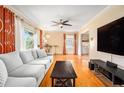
[40,55,110,87]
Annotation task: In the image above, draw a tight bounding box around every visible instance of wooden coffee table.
[50,61,77,87]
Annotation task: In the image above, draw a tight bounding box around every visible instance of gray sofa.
[0,49,53,87]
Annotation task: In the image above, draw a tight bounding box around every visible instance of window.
[66,34,74,54]
[24,30,34,49]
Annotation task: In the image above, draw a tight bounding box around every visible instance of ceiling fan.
[51,19,72,28]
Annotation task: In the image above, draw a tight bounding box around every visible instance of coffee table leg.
[52,78,54,87]
[73,79,75,87]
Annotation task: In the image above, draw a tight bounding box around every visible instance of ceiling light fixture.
[59,24,63,28]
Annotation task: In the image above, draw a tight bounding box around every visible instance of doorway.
[81,32,89,55]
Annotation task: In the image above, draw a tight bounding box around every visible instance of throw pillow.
[37,49,47,58]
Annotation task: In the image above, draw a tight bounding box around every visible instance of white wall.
[80,6,124,67]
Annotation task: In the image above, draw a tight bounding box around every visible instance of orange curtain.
[63,33,66,55]
[40,30,43,48]
[0,6,15,54]
[74,33,77,55]
[11,11,15,51]
[0,6,4,54]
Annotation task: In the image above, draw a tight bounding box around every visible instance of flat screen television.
[97,17,124,55]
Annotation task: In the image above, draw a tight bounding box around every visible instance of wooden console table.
[89,59,124,85]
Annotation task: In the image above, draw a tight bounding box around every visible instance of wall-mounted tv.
[97,17,124,55]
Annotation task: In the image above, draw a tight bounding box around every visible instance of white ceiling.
[11,5,107,32]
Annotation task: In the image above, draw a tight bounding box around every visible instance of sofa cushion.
[20,50,34,64]
[0,52,23,73]
[28,59,51,69]
[0,59,8,87]
[5,77,36,87]
[39,56,53,62]
[37,49,47,58]
[8,64,45,81]
[32,49,38,59]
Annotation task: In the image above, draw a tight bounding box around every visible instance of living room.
[1,3,124,90]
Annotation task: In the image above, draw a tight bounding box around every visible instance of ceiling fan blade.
[51,21,59,23]
[63,20,69,23]
[63,24,72,26]
[51,24,58,26]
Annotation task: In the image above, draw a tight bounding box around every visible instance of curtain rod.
[4,5,41,31]
[15,15,38,30]
[15,13,40,31]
